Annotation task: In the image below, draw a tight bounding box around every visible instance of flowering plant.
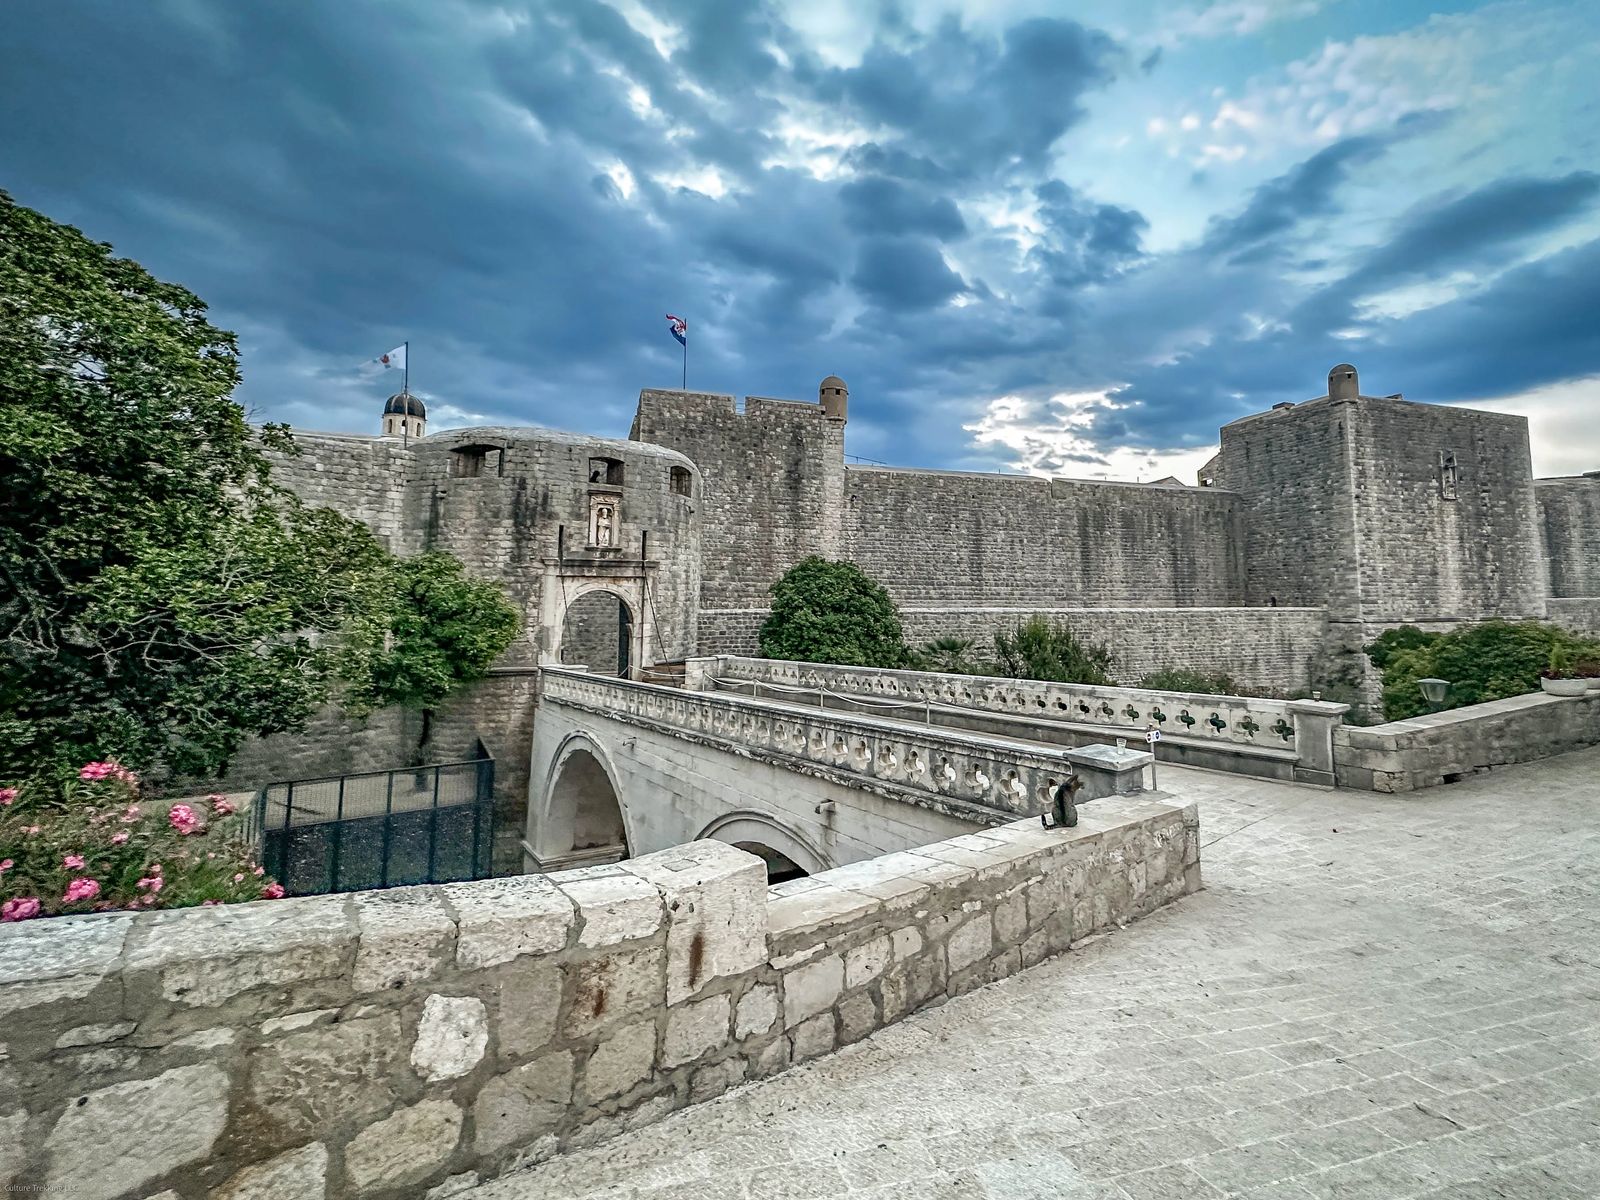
[0,763,282,922]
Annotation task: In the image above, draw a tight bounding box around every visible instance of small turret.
[1328,363,1359,401]
[819,375,848,423]
[383,392,426,439]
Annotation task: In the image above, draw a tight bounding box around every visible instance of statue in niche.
[589,494,619,547]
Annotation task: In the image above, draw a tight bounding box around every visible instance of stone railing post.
[682,656,718,693]
[1064,744,1153,797]
[1287,699,1350,786]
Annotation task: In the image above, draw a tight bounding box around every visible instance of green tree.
[1373,620,1600,719]
[0,190,518,784]
[911,636,984,675]
[759,557,908,668]
[1137,667,1244,695]
[991,616,1114,685]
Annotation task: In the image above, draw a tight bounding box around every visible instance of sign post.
[1144,723,1162,789]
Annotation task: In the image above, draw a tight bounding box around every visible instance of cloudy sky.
[4,0,1598,479]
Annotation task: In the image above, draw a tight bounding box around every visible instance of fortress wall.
[264,432,413,552]
[1344,400,1547,623]
[1548,597,1600,637]
[631,390,844,609]
[1213,399,1361,613]
[840,468,1247,608]
[1537,475,1600,597]
[696,605,1327,694]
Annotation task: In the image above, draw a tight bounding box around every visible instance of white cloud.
[1460,375,1600,479]
[964,389,1219,483]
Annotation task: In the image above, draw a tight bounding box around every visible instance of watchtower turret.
[819,375,848,423]
[383,392,427,439]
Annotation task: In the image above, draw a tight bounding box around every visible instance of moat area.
[472,749,1600,1200]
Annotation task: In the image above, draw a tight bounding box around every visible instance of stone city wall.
[1547,597,1600,638]
[1537,474,1600,598]
[696,605,1328,694]
[841,468,1247,608]
[1333,690,1600,792]
[0,799,1199,1200]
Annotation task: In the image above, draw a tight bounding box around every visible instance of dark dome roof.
[820,375,847,389]
[384,392,426,418]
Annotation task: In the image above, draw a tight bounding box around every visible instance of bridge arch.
[697,812,831,883]
[532,733,632,871]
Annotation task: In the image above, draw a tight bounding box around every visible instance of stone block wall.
[697,605,1328,694]
[631,390,845,610]
[265,432,412,553]
[0,800,1199,1200]
[1548,597,1600,638]
[1537,474,1600,598]
[1334,690,1600,792]
[841,468,1247,608]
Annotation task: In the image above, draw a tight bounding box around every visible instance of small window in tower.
[1438,449,1459,500]
[589,457,625,486]
[451,444,503,478]
[669,465,692,496]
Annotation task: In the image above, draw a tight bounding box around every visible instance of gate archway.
[555,587,635,677]
[536,738,629,870]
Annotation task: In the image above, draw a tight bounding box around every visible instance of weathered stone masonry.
[0,797,1198,1200]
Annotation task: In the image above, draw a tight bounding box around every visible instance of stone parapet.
[0,799,1199,1199]
[699,656,1349,787]
[1334,690,1600,792]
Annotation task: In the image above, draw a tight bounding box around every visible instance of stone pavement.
[468,748,1600,1199]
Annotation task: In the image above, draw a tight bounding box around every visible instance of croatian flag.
[666,314,687,346]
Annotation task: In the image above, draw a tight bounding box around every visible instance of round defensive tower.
[1328,364,1359,401]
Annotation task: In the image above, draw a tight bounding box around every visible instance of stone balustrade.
[693,656,1350,786]
[541,667,1149,823]
[0,796,1199,1199]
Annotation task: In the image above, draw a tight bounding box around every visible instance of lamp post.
[1417,678,1450,711]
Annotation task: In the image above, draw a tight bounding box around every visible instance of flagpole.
[682,337,687,390]
[404,341,410,395]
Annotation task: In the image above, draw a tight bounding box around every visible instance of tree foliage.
[1137,667,1245,695]
[1370,621,1600,719]
[990,616,1114,685]
[758,557,907,668]
[0,191,518,785]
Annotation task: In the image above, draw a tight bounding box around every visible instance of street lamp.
[1417,678,1450,710]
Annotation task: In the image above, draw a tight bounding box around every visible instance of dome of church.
[384,392,427,418]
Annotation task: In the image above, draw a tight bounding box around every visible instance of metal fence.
[246,754,495,897]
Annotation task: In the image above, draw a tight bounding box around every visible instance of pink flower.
[110,832,130,845]
[22,825,41,835]
[232,873,245,883]
[202,900,221,907]
[209,797,236,816]
[150,863,162,873]
[79,761,115,781]
[261,882,286,900]
[62,878,101,904]
[0,859,12,872]
[2,897,41,922]
[252,866,265,877]
[62,853,86,870]
[168,804,200,835]
[136,876,164,894]
[0,786,17,805]
[120,805,141,823]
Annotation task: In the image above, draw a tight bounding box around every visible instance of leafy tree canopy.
[1371,621,1600,719]
[0,191,518,784]
[759,557,907,668]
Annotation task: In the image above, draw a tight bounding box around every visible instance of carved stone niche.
[589,493,621,548]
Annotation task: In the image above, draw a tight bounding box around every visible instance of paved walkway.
[471,750,1600,1199]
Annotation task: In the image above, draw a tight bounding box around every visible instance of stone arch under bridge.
[697,812,830,882]
[527,732,631,872]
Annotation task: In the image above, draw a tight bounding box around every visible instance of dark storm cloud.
[0,0,1593,473]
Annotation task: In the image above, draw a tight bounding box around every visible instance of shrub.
[909,637,985,676]
[0,763,281,921]
[991,616,1114,685]
[1372,620,1600,719]
[1364,625,1441,670]
[759,557,908,668]
[1137,668,1244,695]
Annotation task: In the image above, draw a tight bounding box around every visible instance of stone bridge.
[524,668,1148,878]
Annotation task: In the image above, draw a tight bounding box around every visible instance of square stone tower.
[1212,364,1548,700]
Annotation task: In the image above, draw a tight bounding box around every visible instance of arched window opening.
[452,444,504,478]
[561,590,632,676]
[669,465,692,497]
